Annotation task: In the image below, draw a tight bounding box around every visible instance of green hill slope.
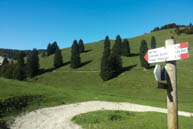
[0,28,193,121]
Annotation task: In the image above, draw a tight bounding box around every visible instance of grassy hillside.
[0,28,193,122]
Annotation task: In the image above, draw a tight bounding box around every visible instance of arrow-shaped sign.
[144,42,188,63]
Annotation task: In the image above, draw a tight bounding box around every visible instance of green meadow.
[72,110,193,129]
[0,28,193,127]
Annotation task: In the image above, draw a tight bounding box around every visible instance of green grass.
[0,28,193,123]
[72,110,193,129]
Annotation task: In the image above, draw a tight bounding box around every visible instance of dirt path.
[10,101,193,129]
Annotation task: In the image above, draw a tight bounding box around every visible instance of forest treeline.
[151,23,193,34]
[0,34,159,81]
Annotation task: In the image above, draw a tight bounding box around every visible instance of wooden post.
[165,39,178,129]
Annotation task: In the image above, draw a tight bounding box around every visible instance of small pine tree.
[26,54,33,77]
[100,36,111,81]
[112,35,122,56]
[47,43,51,56]
[17,51,25,67]
[33,49,39,74]
[151,36,156,49]
[26,49,39,77]
[1,63,15,79]
[122,39,130,56]
[13,65,23,80]
[2,57,9,65]
[54,47,63,68]
[15,51,26,80]
[79,39,85,53]
[140,40,149,69]
[70,40,81,68]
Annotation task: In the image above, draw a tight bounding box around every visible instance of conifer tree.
[140,40,149,69]
[151,36,156,49]
[122,39,130,56]
[17,51,25,67]
[112,35,122,56]
[13,65,23,80]
[47,42,59,56]
[26,49,39,77]
[100,36,111,81]
[70,40,81,68]
[109,35,123,77]
[14,51,26,80]
[47,43,51,56]
[33,49,39,73]
[2,57,9,65]
[54,46,63,68]
[2,64,15,79]
[79,39,85,53]
[51,42,58,54]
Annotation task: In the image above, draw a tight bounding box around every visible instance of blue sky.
[0,0,193,50]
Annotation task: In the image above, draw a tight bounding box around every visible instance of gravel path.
[10,101,193,129]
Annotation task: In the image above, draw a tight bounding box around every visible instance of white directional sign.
[144,42,188,63]
[154,65,162,81]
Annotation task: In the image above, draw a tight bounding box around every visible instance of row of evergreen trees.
[47,39,85,69]
[0,38,85,81]
[100,35,131,81]
[0,34,155,81]
[46,39,85,69]
[0,49,39,80]
[100,35,157,81]
[47,42,59,56]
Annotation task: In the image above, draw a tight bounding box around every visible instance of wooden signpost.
[144,39,189,129]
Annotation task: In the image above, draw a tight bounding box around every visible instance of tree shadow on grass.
[38,61,70,75]
[82,49,92,53]
[129,53,139,57]
[122,64,137,72]
[80,60,92,67]
[109,64,137,80]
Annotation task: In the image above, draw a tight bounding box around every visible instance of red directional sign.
[144,42,188,63]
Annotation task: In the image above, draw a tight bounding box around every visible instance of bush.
[0,95,43,117]
[109,112,123,121]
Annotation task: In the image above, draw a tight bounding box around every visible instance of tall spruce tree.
[151,36,156,49]
[79,39,85,53]
[140,40,149,69]
[54,46,63,68]
[122,39,130,56]
[51,42,58,54]
[17,51,25,67]
[14,51,26,80]
[26,49,39,77]
[100,36,111,81]
[112,35,122,56]
[109,35,123,77]
[70,40,81,68]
